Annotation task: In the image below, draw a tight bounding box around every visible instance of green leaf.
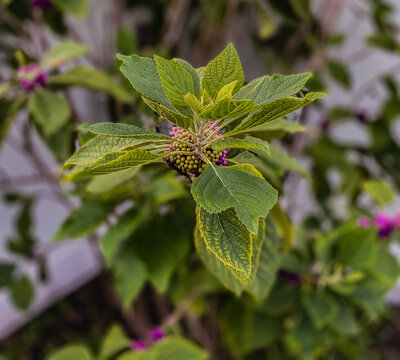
[144,173,187,205]
[0,96,25,148]
[143,97,193,130]
[80,122,172,140]
[52,0,89,18]
[327,59,351,88]
[0,263,14,287]
[150,336,208,360]
[234,73,312,105]
[183,93,206,114]
[369,244,400,287]
[336,227,377,269]
[100,208,144,265]
[230,92,324,134]
[301,290,338,329]
[64,136,153,167]
[117,54,173,109]
[43,42,89,68]
[191,164,278,234]
[198,207,252,276]
[11,275,34,310]
[47,345,92,360]
[266,144,308,177]
[331,302,359,336]
[362,179,396,206]
[199,99,258,120]
[99,325,130,360]
[86,167,139,193]
[212,136,270,155]
[55,201,113,240]
[201,43,244,100]
[215,81,238,103]
[154,55,194,115]
[0,83,12,98]
[29,89,70,137]
[250,118,306,133]
[49,66,133,103]
[173,58,201,98]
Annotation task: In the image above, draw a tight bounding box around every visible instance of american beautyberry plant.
[63,43,324,287]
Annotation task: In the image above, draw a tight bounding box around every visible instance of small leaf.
[183,93,206,114]
[215,81,238,103]
[331,302,359,336]
[191,164,278,234]
[173,58,201,98]
[198,207,252,276]
[199,99,258,120]
[30,89,70,137]
[52,0,89,18]
[362,179,396,206]
[151,336,208,360]
[49,66,133,103]
[117,54,173,109]
[202,43,244,99]
[143,97,193,130]
[47,345,92,360]
[327,59,351,88]
[301,290,338,329]
[99,325,130,360]
[0,263,14,287]
[11,275,34,310]
[234,73,312,105]
[0,96,25,148]
[0,83,12,98]
[230,92,324,134]
[43,41,89,68]
[80,122,172,140]
[154,55,194,115]
[212,136,270,155]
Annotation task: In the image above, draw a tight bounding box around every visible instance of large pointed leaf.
[154,55,194,115]
[117,54,173,109]
[29,89,70,137]
[143,97,193,130]
[198,207,252,276]
[65,136,152,167]
[191,164,278,233]
[199,99,258,120]
[80,122,172,140]
[201,43,244,99]
[230,92,324,134]
[173,58,201,98]
[212,136,270,155]
[234,73,312,105]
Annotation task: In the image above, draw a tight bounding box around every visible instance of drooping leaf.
[11,275,34,310]
[79,122,172,140]
[234,73,312,105]
[143,97,193,130]
[117,54,173,109]
[230,92,324,134]
[199,99,258,120]
[47,345,92,360]
[197,207,252,276]
[191,164,278,234]
[49,66,133,103]
[201,43,244,99]
[301,290,338,329]
[99,325,130,360]
[29,89,70,137]
[173,58,201,98]
[52,0,89,18]
[55,201,113,240]
[43,41,89,68]
[212,136,270,155]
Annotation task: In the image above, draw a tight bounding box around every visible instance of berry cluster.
[166,125,227,176]
[17,64,47,91]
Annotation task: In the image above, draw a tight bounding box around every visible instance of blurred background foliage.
[1,0,400,359]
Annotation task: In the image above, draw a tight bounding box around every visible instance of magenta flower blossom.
[17,64,48,91]
[30,0,52,9]
[131,340,147,351]
[393,214,400,230]
[149,328,165,342]
[357,217,370,227]
[375,213,394,238]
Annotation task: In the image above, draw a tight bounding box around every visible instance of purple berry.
[131,340,147,351]
[375,213,394,238]
[149,328,165,342]
[17,63,48,92]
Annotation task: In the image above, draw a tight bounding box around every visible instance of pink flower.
[131,340,147,351]
[17,64,47,91]
[375,213,394,238]
[357,217,370,227]
[149,327,165,342]
[393,214,400,230]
